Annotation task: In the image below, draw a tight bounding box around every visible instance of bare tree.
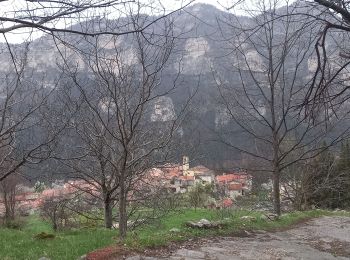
[40,193,71,231]
[214,0,348,215]
[54,94,121,228]
[0,1,195,185]
[54,7,192,238]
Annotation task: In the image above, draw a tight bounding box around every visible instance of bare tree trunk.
[1,176,19,222]
[9,188,16,220]
[272,126,281,215]
[119,173,127,240]
[272,170,281,216]
[3,193,11,221]
[104,195,113,229]
[53,211,58,231]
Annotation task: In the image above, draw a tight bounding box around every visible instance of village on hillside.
[0,156,252,216]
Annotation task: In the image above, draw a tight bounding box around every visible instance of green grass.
[124,208,350,249]
[1,209,349,259]
[0,215,115,260]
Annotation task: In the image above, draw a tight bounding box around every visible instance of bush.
[40,195,71,231]
[40,194,96,230]
[80,218,102,228]
[187,182,214,210]
[3,218,26,230]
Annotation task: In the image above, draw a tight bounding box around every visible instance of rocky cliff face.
[1,3,343,169]
[0,3,272,124]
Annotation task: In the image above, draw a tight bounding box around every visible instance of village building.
[146,156,252,198]
[0,180,98,217]
[216,172,252,198]
[0,156,253,216]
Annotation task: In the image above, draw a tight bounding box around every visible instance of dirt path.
[126,216,350,260]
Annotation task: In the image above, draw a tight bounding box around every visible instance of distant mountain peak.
[185,3,224,15]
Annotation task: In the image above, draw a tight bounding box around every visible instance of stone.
[260,215,268,221]
[255,229,268,234]
[186,219,222,229]
[198,219,211,225]
[240,216,257,221]
[169,228,181,233]
[125,256,141,260]
[186,221,202,228]
[77,255,87,260]
[175,249,206,259]
[264,213,279,221]
[112,222,119,229]
[38,257,50,260]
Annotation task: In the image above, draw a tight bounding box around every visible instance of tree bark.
[104,196,113,229]
[118,174,127,240]
[53,211,58,231]
[272,170,281,216]
[3,192,15,221]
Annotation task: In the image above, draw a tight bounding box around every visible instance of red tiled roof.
[190,165,211,173]
[161,165,182,179]
[216,173,249,183]
[228,183,243,190]
[178,175,195,181]
[145,167,181,181]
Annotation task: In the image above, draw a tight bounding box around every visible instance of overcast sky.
[0,0,248,43]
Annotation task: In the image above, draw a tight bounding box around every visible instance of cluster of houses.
[0,180,96,216]
[145,156,252,198]
[0,156,252,215]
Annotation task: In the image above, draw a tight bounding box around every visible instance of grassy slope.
[1,209,349,259]
[125,209,350,249]
[0,216,115,260]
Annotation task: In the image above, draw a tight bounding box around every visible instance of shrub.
[187,182,214,210]
[40,195,71,231]
[3,218,26,230]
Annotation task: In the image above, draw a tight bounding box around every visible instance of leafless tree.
[40,193,71,231]
[54,93,121,228]
[214,0,349,215]
[54,7,192,238]
[0,1,194,185]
